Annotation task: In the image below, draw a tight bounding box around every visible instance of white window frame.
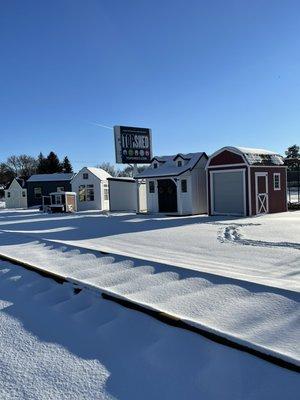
[181,179,187,193]
[273,173,281,191]
[149,181,155,193]
[34,187,42,199]
[54,194,63,205]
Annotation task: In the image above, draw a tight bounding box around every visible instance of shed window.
[103,188,109,201]
[34,187,42,199]
[83,173,89,180]
[153,163,158,169]
[181,179,187,193]
[7,192,10,198]
[79,185,86,202]
[86,184,94,201]
[273,173,281,190]
[149,181,155,193]
[177,160,182,167]
[22,191,26,197]
[53,194,63,205]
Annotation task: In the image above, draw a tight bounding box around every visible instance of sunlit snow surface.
[0,260,299,400]
[0,210,299,375]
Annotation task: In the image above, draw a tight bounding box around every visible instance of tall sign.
[114,125,152,164]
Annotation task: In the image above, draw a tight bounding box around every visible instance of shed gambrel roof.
[135,152,207,178]
[209,146,284,166]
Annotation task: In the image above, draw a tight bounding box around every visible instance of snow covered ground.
[1,259,299,400]
[0,201,5,209]
[0,210,299,368]
[0,209,299,291]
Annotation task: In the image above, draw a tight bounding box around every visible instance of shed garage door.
[211,170,245,215]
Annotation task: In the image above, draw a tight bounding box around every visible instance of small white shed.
[71,167,111,211]
[135,152,208,215]
[4,178,27,209]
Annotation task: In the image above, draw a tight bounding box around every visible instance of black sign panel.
[114,125,152,164]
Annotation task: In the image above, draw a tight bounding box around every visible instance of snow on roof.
[215,146,284,166]
[135,152,206,178]
[107,176,135,181]
[86,167,111,180]
[28,173,75,182]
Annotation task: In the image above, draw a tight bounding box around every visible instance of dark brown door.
[158,179,177,212]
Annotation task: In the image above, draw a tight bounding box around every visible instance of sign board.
[114,125,152,164]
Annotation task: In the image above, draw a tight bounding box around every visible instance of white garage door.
[211,170,245,215]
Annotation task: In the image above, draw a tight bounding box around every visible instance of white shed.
[107,177,137,211]
[4,178,27,209]
[135,152,208,215]
[71,167,111,211]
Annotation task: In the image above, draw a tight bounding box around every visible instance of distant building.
[27,173,75,208]
[135,152,208,215]
[4,178,27,209]
[206,146,287,216]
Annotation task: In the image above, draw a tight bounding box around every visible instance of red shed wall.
[250,167,287,215]
[208,150,244,166]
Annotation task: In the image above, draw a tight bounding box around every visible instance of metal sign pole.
[133,163,140,213]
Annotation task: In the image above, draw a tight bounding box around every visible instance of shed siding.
[4,180,27,209]
[250,167,287,214]
[108,180,137,211]
[27,180,72,207]
[208,150,244,166]
[71,168,103,211]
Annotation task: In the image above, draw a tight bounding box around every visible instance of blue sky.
[1,0,299,170]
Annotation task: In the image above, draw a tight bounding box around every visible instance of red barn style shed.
[206,146,287,216]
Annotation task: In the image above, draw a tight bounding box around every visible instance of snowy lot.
[0,209,299,290]
[0,210,299,360]
[0,260,299,400]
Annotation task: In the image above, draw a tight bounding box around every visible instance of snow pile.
[1,260,299,400]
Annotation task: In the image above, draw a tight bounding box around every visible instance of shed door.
[158,179,177,213]
[255,173,268,214]
[211,170,245,215]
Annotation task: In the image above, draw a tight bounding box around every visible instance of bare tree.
[96,162,122,177]
[0,163,15,185]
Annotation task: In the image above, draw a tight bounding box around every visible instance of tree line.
[1,145,298,186]
[0,152,73,185]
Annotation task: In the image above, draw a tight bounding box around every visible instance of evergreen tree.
[36,152,48,174]
[285,145,300,171]
[61,156,73,173]
[285,144,300,159]
[46,151,62,173]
